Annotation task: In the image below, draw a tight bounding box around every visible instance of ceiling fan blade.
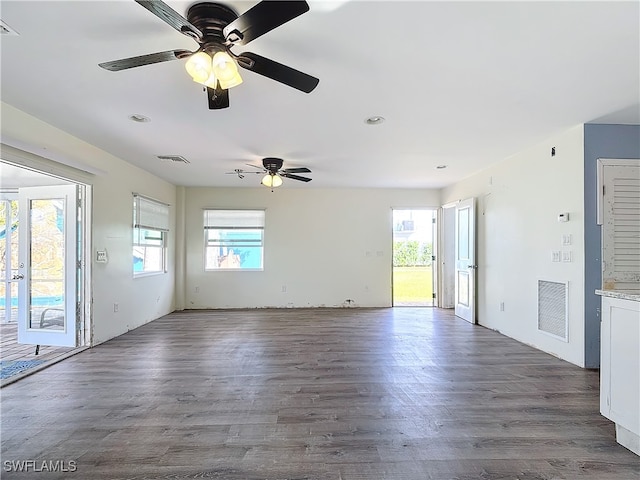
[223,1,309,46]
[99,50,193,71]
[237,53,319,93]
[135,0,202,40]
[281,173,312,182]
[282,167,311,174]
[207,82,229,110]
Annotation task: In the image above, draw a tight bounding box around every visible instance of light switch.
[552,251,561,262]
[562,234,572,246]
[562,251,572,262]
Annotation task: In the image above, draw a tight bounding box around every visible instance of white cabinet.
[598,290,640,455]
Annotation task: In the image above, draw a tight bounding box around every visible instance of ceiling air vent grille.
[157,155,190,164]
[537,280,568,342]
[0,20,19,36]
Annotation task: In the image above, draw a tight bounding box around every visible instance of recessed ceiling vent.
[157,155,190,164]
[0,20,19,36]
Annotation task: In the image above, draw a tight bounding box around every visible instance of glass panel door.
[454,197,476,324]
[17,185,78,347]
[0,199,19,323]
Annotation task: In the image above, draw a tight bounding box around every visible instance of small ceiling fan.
[99,0,319,109]
[228,157,312,188]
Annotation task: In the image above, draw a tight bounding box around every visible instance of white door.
[454,197,476,323]
[17,185,78,347]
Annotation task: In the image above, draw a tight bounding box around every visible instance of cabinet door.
[600,296,640,437]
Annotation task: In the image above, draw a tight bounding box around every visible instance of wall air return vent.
[157,155,190,164]
[537,280,568,342]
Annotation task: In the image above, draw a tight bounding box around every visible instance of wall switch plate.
[562,251,572,262]
[562,234,572,246]
[552,251,561,262]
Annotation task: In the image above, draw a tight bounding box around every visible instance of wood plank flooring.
[1,308,638,479]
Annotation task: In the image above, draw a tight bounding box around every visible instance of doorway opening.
[0,161,90,385]
[392,209,436,306]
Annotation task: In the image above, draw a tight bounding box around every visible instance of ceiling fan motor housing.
[187,2,238,52]
[263,157,284,172]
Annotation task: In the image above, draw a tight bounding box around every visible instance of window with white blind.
[204,209,264,270]
[133,194,169,276]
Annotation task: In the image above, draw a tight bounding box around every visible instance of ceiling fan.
[99,0,319,109]
[228,157,312,188]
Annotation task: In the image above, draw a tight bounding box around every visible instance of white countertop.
[596,289,640,302]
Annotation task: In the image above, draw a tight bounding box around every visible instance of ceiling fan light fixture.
[185,51,213,84]
[262,173,282,188]
[212,51,243,89]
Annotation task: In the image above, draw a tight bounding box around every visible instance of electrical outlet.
[500,302,505,312]
[281,285,287,293]
[113,303,119,313]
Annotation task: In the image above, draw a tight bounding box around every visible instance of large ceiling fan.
[229,157,312,188]
[99,0,319,109]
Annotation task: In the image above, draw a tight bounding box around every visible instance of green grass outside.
[393,266,433,304]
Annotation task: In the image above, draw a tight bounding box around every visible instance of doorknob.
[12,274,24,280]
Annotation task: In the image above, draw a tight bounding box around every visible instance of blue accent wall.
[583,123,640,368]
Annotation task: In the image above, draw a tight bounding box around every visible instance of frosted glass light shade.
[185,52,213,84]
[262,174,283,188]
[212,51,243,89]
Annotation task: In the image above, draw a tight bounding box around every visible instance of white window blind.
[134,194,170,231]
[204,209,265,228]
[203,210,265,270]
[602,164,640,291]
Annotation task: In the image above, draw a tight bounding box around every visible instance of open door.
[17,185,79,347]
[454,197,476,324]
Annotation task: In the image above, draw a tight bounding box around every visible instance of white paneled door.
[454,197,476,324]
[17,185,79,347]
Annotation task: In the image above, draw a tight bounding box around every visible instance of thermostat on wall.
[558,213,569,223]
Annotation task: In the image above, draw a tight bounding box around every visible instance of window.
[204,210,264,270]
[133,194,169,276]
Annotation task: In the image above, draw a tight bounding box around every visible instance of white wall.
[181,187,439,309]
[441,124,586,367]
[1,103,176,345]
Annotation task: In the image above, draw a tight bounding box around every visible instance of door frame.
[391,208,437,307]
[1,151,92,349]
[0,195,19,323]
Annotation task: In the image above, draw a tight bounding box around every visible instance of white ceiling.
[1,1,638,189]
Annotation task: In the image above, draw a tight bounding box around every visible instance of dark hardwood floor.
[1,308,638,479]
